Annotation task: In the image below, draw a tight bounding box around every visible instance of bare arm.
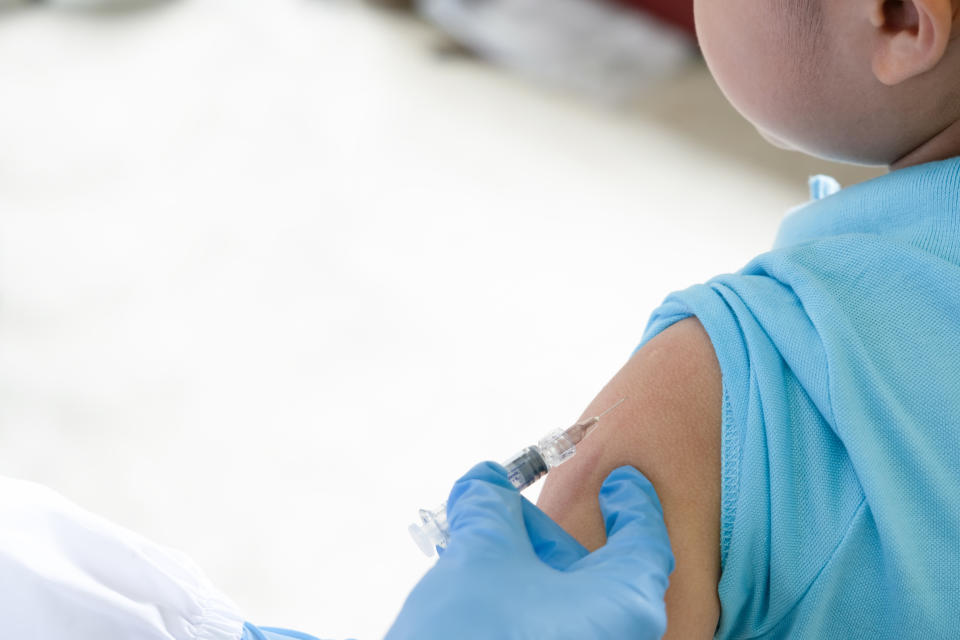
[537,317,722,639]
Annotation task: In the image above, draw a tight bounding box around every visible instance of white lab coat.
[0,476,245,640]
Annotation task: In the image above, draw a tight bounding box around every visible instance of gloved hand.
[385,461,674,640]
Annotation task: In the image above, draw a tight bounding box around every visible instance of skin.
[695,0,960,167]
[538,318,723,639]
[539,2,960,637]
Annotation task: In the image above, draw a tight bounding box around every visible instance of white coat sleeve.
[0,476,245,640]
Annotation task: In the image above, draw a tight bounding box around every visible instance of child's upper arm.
[537,317,723,640]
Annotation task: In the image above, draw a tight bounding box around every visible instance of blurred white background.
[0,1,881,638]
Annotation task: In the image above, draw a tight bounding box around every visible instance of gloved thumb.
[521,497,588,570]
[572,466,674,584]
[444,462,532,557]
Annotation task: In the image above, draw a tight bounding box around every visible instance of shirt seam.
[718,382,740,570]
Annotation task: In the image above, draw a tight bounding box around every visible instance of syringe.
[408,398,625,557]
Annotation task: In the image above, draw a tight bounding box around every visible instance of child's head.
[695,0,960,167]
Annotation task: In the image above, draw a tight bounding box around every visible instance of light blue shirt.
[638,158,960,638]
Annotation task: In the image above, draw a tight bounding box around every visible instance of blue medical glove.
[242,622,335,640]
[518,494,589,570]
[385,461,674,640]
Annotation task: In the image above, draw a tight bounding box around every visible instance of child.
[537,0,960,637]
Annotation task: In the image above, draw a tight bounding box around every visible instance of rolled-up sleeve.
[636,270,863,639]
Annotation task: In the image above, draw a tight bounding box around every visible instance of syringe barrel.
[409,446,551,557]
[503,446,549,491]
[538,427,579,468]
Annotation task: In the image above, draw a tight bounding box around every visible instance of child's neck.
[891,118,960,171]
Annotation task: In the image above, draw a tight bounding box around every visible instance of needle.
[594,397,626,420]
[572,397,626,443]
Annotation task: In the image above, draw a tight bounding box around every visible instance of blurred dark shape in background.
[367,0,415,10]
[394,0,698,103]
[0,0,173,15]
[617,0,695,35]
[368,0,695,35]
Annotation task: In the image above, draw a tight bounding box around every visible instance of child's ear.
[870,0,954,85]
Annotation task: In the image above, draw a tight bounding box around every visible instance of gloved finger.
[571,466,674,585]
[521,496,588,570]
[444,461,532,556]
